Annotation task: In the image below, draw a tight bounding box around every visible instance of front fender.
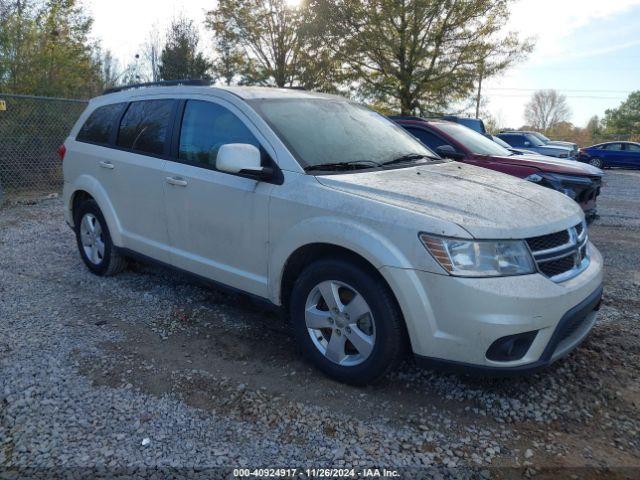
[268,216,413,305]
[64,175,123,247]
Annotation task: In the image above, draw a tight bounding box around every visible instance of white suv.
[62,84,603,384]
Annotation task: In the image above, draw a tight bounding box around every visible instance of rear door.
[163,97,274,298]
[108,98,178,261]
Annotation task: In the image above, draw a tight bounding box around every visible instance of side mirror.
[436,145,464,160]
[216,144,272,180]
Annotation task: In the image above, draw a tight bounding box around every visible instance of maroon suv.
[392,117,603,221]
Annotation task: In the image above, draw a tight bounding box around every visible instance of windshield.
[525,134,546,147]
[531,132,550,143]
[248,98,435,169]
[493,136,512,149]
[436,123,513,156]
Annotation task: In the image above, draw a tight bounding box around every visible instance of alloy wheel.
[79,213,105,265]
[304,280,376,366]
[589,158,603,168]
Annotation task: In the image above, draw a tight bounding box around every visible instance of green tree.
[206,0,340,90]
[313,0,532,114]
[159,17,211,81]
[0,0,102,97]
[604,91,640,135]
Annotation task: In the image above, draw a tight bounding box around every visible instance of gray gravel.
[1,170,639,477]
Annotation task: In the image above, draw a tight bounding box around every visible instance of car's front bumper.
[379,243,604,373]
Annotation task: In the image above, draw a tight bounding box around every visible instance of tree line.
[1,0,531,115]
[0,0,637,137]
[509,89,640,145]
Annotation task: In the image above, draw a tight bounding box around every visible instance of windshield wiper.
[304,160,380,172]
[381,153,435,167]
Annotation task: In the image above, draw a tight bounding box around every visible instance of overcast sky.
[86,0,640,127]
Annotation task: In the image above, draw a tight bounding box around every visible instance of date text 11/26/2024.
[233,468,401,478]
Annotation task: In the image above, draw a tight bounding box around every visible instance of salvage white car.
[62,84,603,384]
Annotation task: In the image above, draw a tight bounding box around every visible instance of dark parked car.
[523,131,578,155]
[577,142,640,169]
[497,131,575,159]
[392,117,603,221]
[492,135,538,156]
[440,116,488,136]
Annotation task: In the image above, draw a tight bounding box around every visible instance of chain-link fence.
[0,93,88,191]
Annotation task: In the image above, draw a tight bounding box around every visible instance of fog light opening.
[486,331,538,362]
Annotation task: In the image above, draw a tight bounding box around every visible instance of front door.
[602,143,626,167]
[163,98,274,298]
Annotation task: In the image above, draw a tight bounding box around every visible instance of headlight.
[525,172,593,200]
[420,234,536,277]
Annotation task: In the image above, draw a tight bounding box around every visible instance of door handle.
[166,176,188,187]
[99,161,114,170]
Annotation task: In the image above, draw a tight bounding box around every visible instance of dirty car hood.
[315,162,584,239]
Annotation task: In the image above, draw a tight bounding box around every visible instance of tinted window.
[499,134,523,147]
[249,99,431,168]
[117,100,175,155]
[493,136,512,149]
[179,100,260,167]
[530,132,550,144]
[77,103,125,144]
[406,127,449,151]
[524,134,545,147]
[604,143,623,151]
[626,143,640,152]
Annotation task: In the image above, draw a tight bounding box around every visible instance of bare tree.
[143,24,162,82]
[524,89,571,130]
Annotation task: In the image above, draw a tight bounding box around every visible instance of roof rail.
[103,79,213,95]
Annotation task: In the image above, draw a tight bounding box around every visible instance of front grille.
[527,222,589,282]
[526,231,569,252]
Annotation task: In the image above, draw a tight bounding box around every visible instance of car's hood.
[548,140,577,149]
[483,153,603,176]
[315,162,584,239]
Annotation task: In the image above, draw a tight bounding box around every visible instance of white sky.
[86,0,640,127]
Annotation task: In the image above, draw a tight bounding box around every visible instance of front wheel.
[290,258,406,385]
[589,157,604,169]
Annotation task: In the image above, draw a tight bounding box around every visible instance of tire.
[74,199,127,276]
[589,157,604,169]
[290,258,406,385]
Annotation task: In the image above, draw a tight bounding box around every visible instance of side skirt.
[115,247,282,314]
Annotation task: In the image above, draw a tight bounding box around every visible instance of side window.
[406,127,449,151]
[604,143,623,151]
[178,100,260,168]
[625,143,640,152]
[116,100,175,155]
[501,135,523,147]
[77,103,125,145]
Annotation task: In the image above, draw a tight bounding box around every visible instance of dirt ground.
[1,169,639,478]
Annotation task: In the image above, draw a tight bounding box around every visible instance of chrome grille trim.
[528,221,590,283]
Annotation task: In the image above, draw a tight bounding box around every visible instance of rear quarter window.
[76,103,126,145]
[117,100,175,156]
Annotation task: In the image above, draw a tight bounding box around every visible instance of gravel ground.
[1,170,639,478]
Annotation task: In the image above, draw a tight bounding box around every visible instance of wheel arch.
[66,176,123,246]
[269,217,412,307]
[279,243,386,309]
